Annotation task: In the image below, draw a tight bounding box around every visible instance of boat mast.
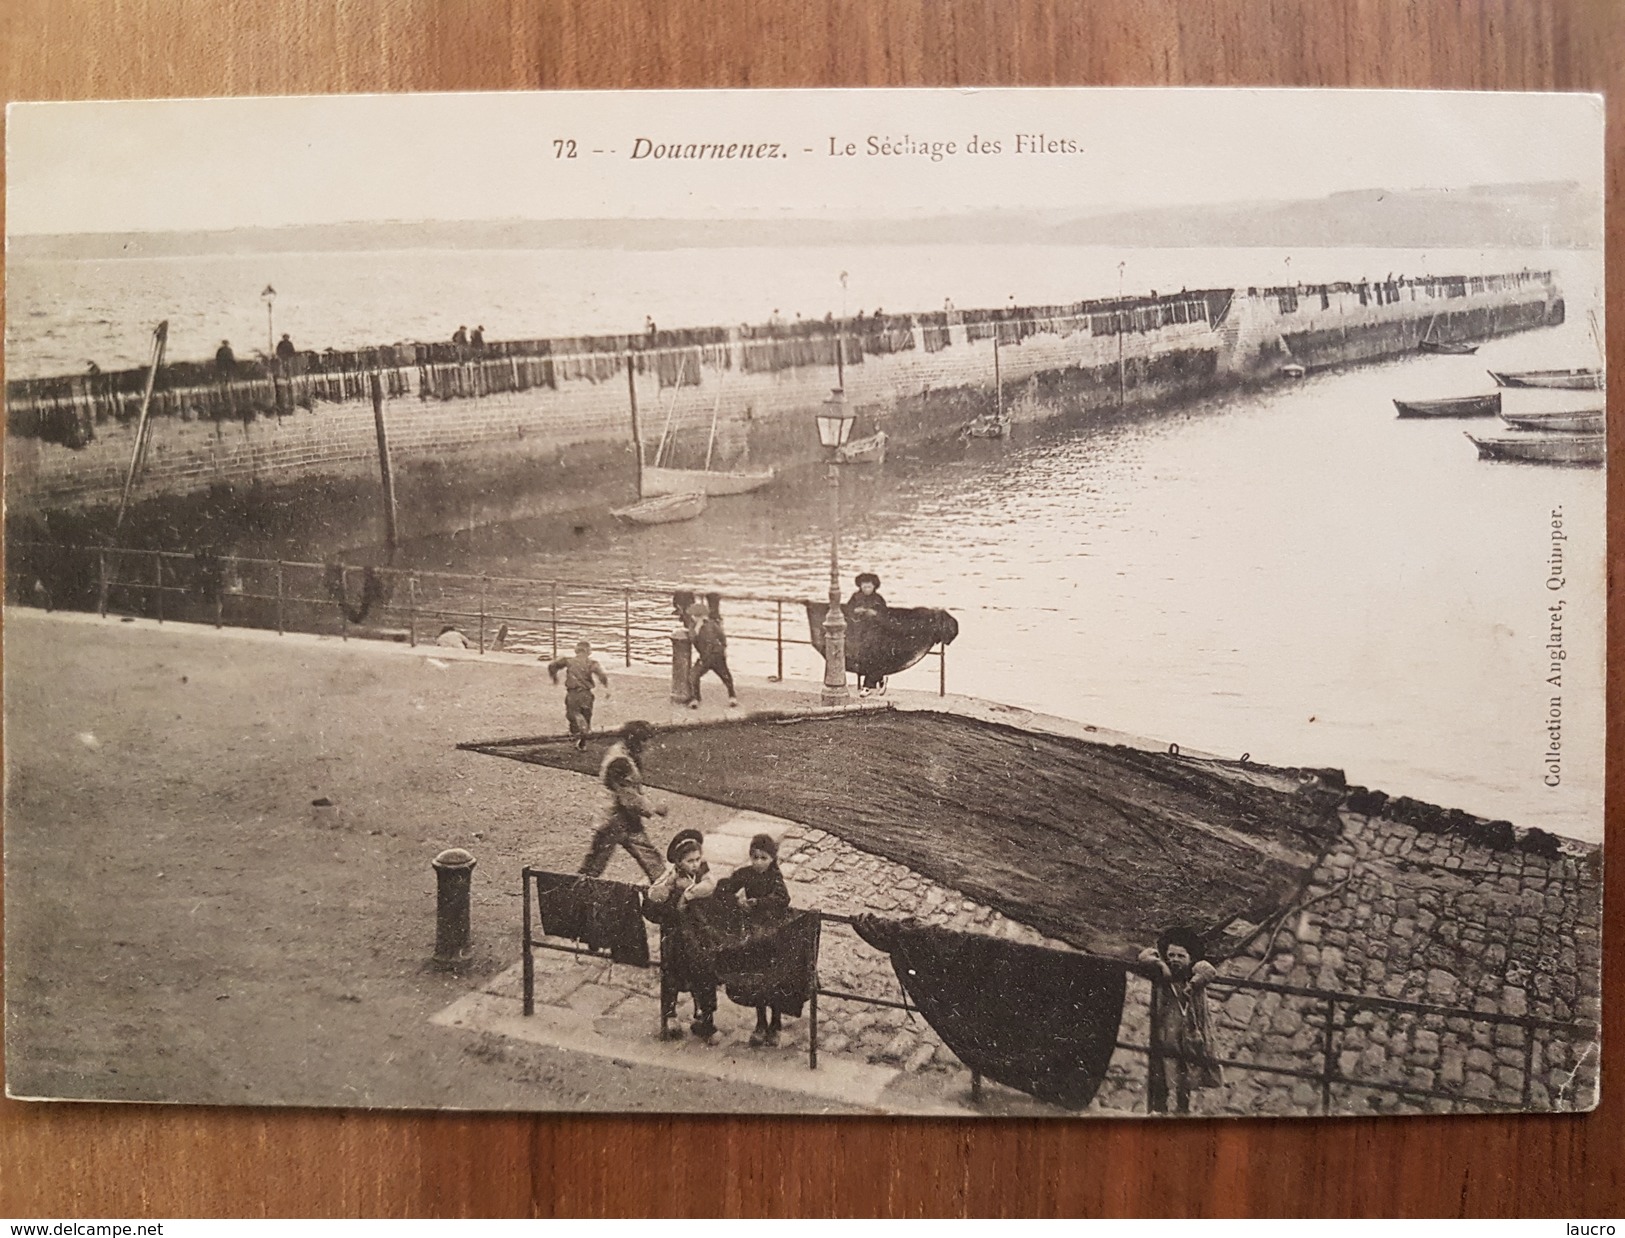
[114,320,169,534]
[626,350,643,499]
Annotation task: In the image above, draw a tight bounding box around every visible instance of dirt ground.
[2,608,851,1114]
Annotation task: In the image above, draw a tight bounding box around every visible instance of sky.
[5,87,1605,234]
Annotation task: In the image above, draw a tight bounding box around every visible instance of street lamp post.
[261,285,277,357]
[814,388,856,706]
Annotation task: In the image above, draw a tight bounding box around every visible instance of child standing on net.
[547,640,609,750]
[716,833,793,1046]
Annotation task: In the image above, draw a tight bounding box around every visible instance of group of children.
[644,828,793,1047]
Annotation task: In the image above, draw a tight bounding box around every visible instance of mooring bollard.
[432,848,477,968]
[670,626,693,705]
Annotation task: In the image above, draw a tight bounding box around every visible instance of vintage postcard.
[3,88,1604,1117]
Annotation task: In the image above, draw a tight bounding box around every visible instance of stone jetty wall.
[773,802,1600,1116]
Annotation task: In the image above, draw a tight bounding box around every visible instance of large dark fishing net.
[804,602,959,679]
[467,711,1341,958]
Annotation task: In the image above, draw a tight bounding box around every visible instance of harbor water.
[6,245,1607,840]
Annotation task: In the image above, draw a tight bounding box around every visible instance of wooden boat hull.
[836,431,888,464]
[1465,432,1606,465]
[1499,409,1606,434]
[1394,392,1502,418]
[1488,369,1604,390]
[640,466,776,497]
[1419,340,1478,355]
[611,491,708,524]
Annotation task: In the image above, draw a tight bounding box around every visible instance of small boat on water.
[1488,368,1604,391]
[611,491,707,525]
[1393,392,1501,418]
[640,465,776,497]
[1418,339,1479,356]
[1465,432,1606,466]
[836,430,888,464]
[1498,408,1606,434]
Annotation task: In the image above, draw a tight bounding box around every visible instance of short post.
[407,574,418,646]
[971,1071,984,1102]
[432,848,477,969]
[808,990,819,1070]
[478,576,488,654]
[550,582,559,660]
[340,567,349,641]
[939,642,946,696]
[275,559,285,635]
[670,625,693,704]
[775,600,784,682]
[624,589,632,667]
[154,553,165,623]
[214,556,225,628]
[521,869,535,1017]
[1320,996,1338,1114]
[98,549,108,617]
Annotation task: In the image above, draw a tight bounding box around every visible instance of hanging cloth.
[805,602,958,680]
[532,871,651,967]
[851,915,1127,1110]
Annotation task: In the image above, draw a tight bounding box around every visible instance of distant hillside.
[10,181,1598,259]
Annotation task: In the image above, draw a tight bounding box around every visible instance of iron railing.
[6,541,948,696]
[518,870,1595,1115]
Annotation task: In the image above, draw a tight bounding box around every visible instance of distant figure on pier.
[548,640,610,750]
[451,325,469,347]
[686,599,738,710]
[645,316,658,335]
[847,573,888,696]
[84,360,101,376]
[214,340,236,376]
[470,325,485,350]
[275,333,297,361]
[1136,927,1224,1114]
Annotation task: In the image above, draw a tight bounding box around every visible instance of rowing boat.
[1498,409,1606,434]
[1487,368,1604,391]
[1418,340,1478,355]
[1393,392,1501,418]
[836,430,888,464]
[640,465,776,497]
[1464,432,1606,466]
[611,491,707,524]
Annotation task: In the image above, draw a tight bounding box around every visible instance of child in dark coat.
[715,833,793,1046]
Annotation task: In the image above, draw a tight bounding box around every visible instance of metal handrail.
[515,875,1593,1115]
[10,541,949,694]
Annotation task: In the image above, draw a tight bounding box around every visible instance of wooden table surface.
[0,0,1620,1218]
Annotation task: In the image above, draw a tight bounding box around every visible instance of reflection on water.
[403,318,1605,842]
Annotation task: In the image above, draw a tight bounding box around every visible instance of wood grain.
[1,0,1620,1218]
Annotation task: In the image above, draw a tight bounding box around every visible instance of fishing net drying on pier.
[467,710,1344,959]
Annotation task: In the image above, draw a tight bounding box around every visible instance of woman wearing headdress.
[846,572,888,696]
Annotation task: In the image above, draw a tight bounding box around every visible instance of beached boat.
[611,491,708,524]
[836,430,888,464]
[640,465,776,497]
[1488,368,1604,390]
[1393,392,1502,418]
[1465,432,1606,466]
[1418,339,1478,355]
[1498,409,1606,434]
